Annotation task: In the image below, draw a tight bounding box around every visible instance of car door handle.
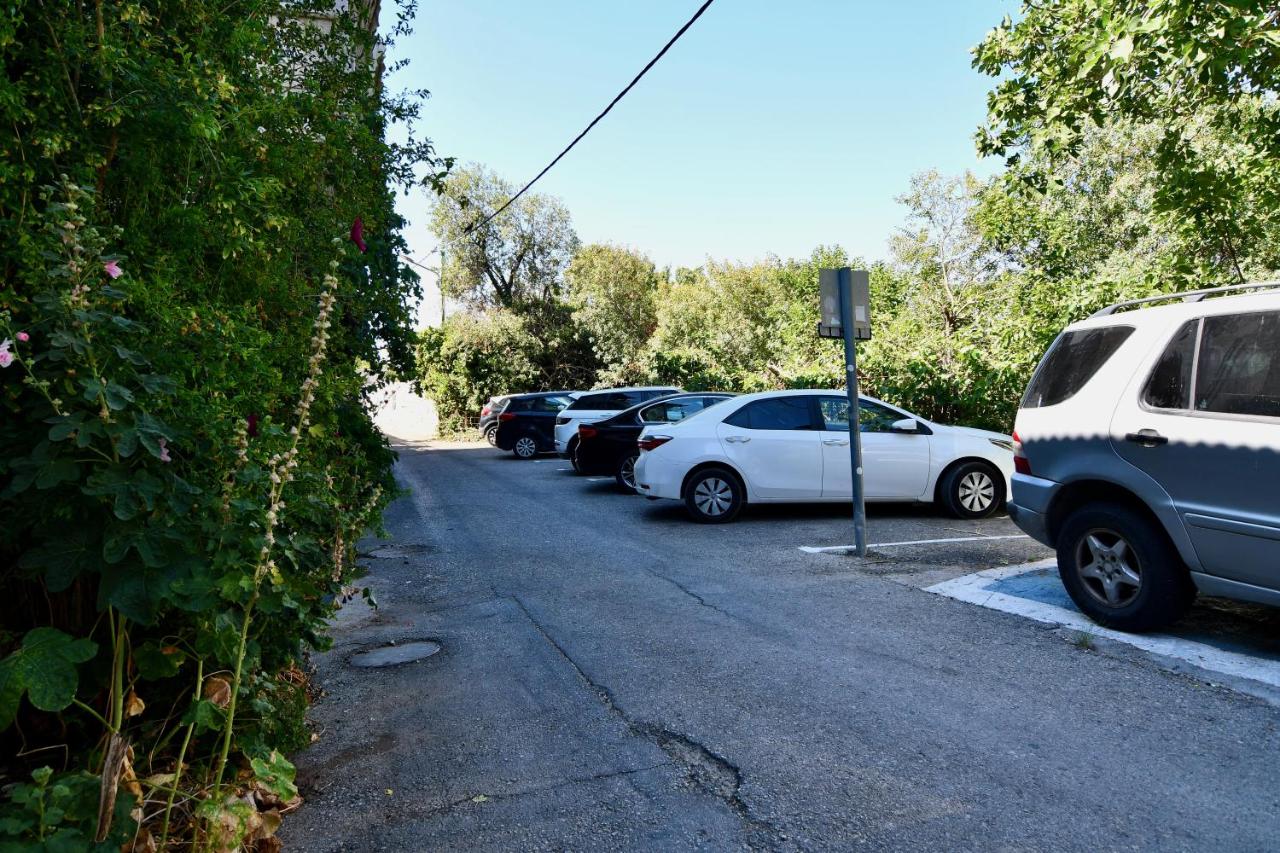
[823,438,850,447]
[724,435,751,444]
[1125,429,1168,447]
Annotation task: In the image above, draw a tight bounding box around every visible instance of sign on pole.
[818,269,870,340]
[818,268,870,557]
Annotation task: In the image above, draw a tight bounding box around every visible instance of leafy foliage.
[0,1,443,846]
[431,165,579,309]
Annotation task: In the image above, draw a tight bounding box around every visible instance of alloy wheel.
[693,477,733,517]
[957,470,995,513]
[485,425,498,446]
[619,455,638,490]
[1074,528,1142,608]
[514,437,537,458]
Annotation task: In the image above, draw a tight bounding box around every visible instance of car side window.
[819,398,901,432]
[1194,310,1280,418]
[1142,320,1198,411]
[724,397,815,430]
[532,396,570,413]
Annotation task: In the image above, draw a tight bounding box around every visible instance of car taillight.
[1012,430,1032,475]
[481,406,491,417]
[578,425,598,439]
[499,412,517,422]
[638,435,672,452]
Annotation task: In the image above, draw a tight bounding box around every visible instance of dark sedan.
[576,392,735,491]
[495,391,578,458]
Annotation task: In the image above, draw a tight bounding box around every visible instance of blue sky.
[385,0,1017,323]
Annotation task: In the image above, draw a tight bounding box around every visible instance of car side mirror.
[890,418,919,433]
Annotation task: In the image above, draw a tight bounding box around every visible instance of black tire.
[940,460,1004,519]
[512,434,539,459]
[682,467,745,524]
[484,424,499,447]
[615,454,639,493]
[1056,502,1195,632]
[568,438,583,474]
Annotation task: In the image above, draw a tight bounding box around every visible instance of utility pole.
[439,247,446,323]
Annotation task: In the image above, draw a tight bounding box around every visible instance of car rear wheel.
[682,467,744,523]
[568,437,582,473]
[615,454,639,493]
[513,435,538,459]
[484,424,499,446]
[940,461,1003,519]
[1056,502,1195,632]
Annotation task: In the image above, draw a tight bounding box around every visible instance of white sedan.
[633,390,1015,523]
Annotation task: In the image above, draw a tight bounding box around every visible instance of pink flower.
[16,331,29,342]
[350,217,367,253]
[0,339,12,368]
[104,260,123,279]
[157,437,172,463]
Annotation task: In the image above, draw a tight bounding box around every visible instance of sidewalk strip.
[799,534,1029,554]
[927,560,1280,690]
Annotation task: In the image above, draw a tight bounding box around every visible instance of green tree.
[431,165,580,308]
[974,1,1280,282]
[565,244,660,384]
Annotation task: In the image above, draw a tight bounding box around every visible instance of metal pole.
[440,248,447,322]
[838,268,867,557]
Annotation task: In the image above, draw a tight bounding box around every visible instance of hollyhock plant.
[104,259,123,279]
[0,338,12,368]
[157,437,172,463]
[16,331,29,342]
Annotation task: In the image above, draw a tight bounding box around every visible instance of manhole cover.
[350,640,442,668]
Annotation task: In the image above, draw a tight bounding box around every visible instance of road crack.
[511,595,781,848]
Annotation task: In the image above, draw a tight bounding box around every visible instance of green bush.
[0,2,443,847]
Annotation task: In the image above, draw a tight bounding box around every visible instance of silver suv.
[1009,283,1280,631]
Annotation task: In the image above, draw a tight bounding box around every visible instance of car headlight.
[988,438,1014,452]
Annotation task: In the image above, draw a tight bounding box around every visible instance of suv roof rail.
[1090,280,1280,318]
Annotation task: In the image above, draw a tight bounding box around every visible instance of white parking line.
[798,534,1030,554]
[927,560,1280,690]
[585,476,613,483]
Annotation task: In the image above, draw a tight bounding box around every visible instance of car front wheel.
[682,467,744,523]
[1056,502,1195,632]
[615,454,639,493]
[940,461,1003,519]
[513,435,539,459]
[484,424,499,446]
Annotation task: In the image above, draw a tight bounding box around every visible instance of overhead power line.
[465,0,716,234]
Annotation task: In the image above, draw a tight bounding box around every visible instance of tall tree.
[564,244,660,384]
[431,165,579,309]
[973,1,1280,283]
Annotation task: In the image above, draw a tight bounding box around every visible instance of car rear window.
[1022,326,1134,409]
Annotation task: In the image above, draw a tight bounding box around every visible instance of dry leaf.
[471,794,489,803]
[125,690,146,718]
[124,827,158,853]
[204,675,232,708]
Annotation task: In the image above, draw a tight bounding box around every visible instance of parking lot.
[284,438,1280,851]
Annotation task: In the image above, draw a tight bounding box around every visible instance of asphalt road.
[282,440,1280,852]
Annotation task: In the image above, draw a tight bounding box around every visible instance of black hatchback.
[494,392,578,458]
[576,392,735,490]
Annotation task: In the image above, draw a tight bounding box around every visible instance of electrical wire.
[464,0,716,234]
